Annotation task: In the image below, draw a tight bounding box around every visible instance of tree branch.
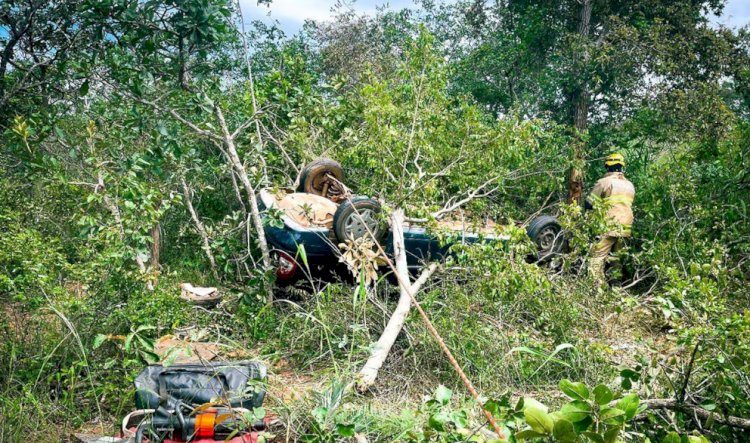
[357,209,438,390]
[632,399,750,431]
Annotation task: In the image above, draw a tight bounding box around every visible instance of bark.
[618,399,750,431]
[0,5,32,109]
[228,167,249,249]
[181,177,220,280]
[178,36,188,90]
[150,223,161,270]
[228,167,248,221]
[358,209,438,390]
[568,0,592,205]
[146,222,161,288]
[213,104,273,303]
[0,34,18,106]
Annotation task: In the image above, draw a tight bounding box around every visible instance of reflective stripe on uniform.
[603,195,633,205]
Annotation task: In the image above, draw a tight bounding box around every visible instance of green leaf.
[514,429,546,440]
[136,334,154,351]
[93,334,108,349]
[616,394,640,420]
[251,407,266,422]
[560,400,592,422]
[450,409,468,429]
[524,406,553,434]
[135,324,156,333]
[583,431,606,443]
[124,333,135,352]
[296,243,309,269]
[522,397,548,413]
[311,406,328,424]
[435,385,452,405]
[620,368,639,380]
[662,432,681,443]
[336,423,355,437]
[163,348,185,367]
[572,415,593,433]
[552,418,577,443]
[603,426,622,443]
[428,412,450,431]
[508,343,574,376]
[559,379,590,400]
[600,407,626,425]
[593,384,614,405]
[141,350,160,363]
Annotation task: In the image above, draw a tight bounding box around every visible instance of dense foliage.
[1,1,749,442]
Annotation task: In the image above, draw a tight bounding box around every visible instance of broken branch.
[631,399,750,431]
[357,209,438,390]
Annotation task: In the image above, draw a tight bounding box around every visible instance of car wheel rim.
[344,208,378,239]
[538,227,559,252]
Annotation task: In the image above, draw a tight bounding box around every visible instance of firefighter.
[585,153,635,286]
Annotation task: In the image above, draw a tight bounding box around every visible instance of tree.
[426,0,741,198]
[0,0,113,124]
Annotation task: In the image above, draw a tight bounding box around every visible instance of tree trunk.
[0,33,20,123]
[150,223,160,271]
[181,177,220,280]
[178,37,188,90]
[213,105,273,303]
[568,0,592,205]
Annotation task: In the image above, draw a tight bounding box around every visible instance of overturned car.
[259,159,564,284]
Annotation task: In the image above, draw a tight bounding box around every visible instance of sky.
[241,0,750,35]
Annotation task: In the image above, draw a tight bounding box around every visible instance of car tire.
[333,197,386,243]
[527,215,564,260]
[297,158,344,198]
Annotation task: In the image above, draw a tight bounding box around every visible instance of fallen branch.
[637,399,750,431]
[357,208,438,390]
[356,207,506,440]
[431,174,505,220]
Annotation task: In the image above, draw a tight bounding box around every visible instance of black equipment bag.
[134,361,267,409]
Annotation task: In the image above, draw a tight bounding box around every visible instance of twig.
[679,338,702,403]
[181,176,220,280]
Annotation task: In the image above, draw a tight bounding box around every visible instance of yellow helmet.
[604,153,625,168]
